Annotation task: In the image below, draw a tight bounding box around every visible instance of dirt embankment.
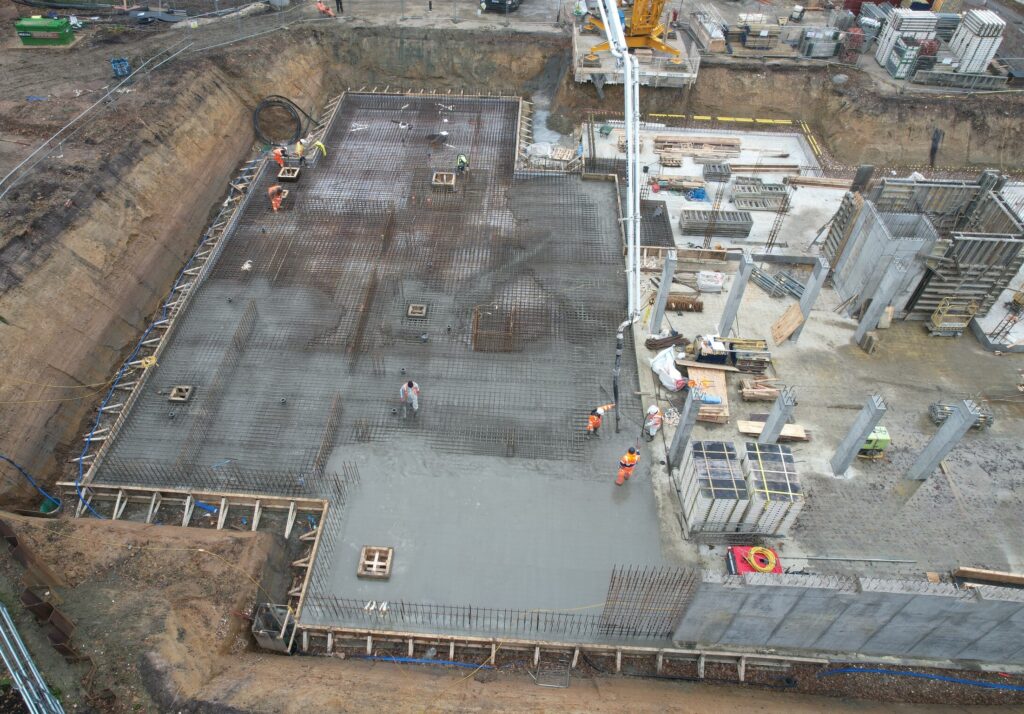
[552,60,1024,170]
[0,512,285,711]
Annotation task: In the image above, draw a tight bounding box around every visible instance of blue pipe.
[818,667,1024,692]
[356,655,494,670]
[0,454,60,509]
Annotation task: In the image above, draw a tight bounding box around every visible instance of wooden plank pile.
[784,175,853,189]
[740,377,781,401]
[655,135,741,166]
[729,163,800,174]
[686,365,730,424]
[651,175,705,191]
[771,304,804,344]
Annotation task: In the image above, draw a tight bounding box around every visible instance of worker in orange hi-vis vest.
[272,146,287,169]
[315,0,335,16]
[268,185,284,212]
[586,407,604,437]
[616,447,639,486]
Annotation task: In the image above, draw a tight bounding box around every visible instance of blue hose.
[818,667,1024,692]
[0,454,60,510]
[356,655,494,670]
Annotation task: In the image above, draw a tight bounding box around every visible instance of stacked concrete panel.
[740,442,803,535]
[676,441,750,533]
[678,210,754,238]
[950,9,1005,74]
[673,573,1024,665]
[874,9,937,67]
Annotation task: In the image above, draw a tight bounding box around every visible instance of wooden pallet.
[357,546,394,579]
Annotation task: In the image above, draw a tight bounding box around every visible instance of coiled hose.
[253,95,316,147]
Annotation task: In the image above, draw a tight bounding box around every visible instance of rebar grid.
[95,93,639,493]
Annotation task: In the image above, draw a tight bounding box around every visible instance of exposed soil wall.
[552,61,1024,170]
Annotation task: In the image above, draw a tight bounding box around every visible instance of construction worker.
[268,185,284,212]
[272,146,287,169]
[400,380,420,418]
[586,407,604,437]
[616,447,639,486]
[315,0,335,16]
[456,153,469,173]
[294,138,307,166]
[643,405,663,441]
[313,139,327,158]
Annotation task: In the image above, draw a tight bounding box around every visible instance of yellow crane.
[588,0,679,56]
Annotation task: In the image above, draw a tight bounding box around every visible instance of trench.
[1,23,1023,502]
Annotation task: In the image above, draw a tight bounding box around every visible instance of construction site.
[2,0,1024,709]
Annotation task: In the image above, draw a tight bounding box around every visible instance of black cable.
[253,96,315,146]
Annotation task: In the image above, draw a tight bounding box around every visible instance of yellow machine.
[588,0,680,56]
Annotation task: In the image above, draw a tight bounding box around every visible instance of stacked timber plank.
[728,163,801,174]
[679,209,754,238]
[651,175,705,191]
[784,175,853,189]
[655,135,741,166]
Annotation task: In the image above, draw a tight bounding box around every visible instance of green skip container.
[15,17,75,46]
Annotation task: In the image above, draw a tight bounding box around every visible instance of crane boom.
[589,0,679,55]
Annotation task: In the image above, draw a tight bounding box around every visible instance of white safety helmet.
[647,405,660,414]
[300,138,308,145]
[596,407,605,415]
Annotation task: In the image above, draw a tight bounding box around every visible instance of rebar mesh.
[95,94,638,489]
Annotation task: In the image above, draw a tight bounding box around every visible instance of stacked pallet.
[703,163,732,182]
[731,179,789,212]
[679,210,754,238]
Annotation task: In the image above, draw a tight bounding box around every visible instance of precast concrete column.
[904,400,979,481]
[668,387,699,470]
[717,250,753,338]
[759,387,796,444]
[648,250,677,336]
[830,394,887,476]
[791,256,828,341]
[851,165,875,193]
[853,258,907,345]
